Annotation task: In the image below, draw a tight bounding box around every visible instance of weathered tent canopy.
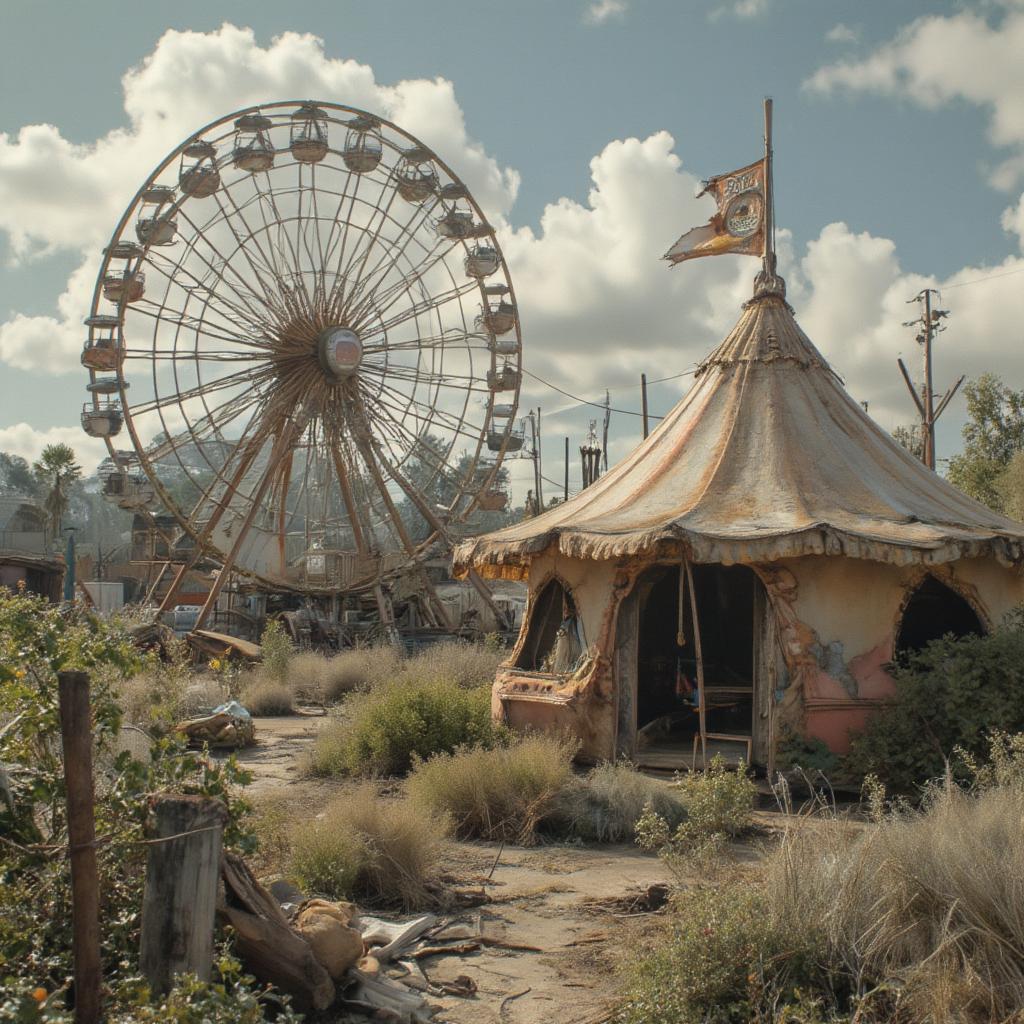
[457,272,1024,574]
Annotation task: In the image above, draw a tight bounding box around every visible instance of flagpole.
[763,96,774,272]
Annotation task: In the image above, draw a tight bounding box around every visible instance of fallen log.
[218,852,335,1012]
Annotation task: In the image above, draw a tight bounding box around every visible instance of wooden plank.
[57,671,102,1024]
[140,795,228,995]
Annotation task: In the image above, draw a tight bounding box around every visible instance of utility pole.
[641,374,650,439]
[898,289,963,470]
[564,436,569,502]
[602,391,611,471]
[580,421,602,489]
[535,406,544,512]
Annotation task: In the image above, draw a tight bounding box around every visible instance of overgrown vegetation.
[0,587,292,1022]
[407,733,577,843]
[552,761,687,843]
[947,373,1024,512]
[307,677,502,776]
[287,784,448,909]
[844,612,1024,794]
[635,755,757,873]
[622,735,1024,1024]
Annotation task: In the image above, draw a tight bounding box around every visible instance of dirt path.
[232,717,675,1023]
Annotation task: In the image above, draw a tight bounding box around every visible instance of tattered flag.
[664,159,765,264]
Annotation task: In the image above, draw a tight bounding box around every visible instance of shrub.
[239,676,294,716]
[401,640,504,689]
[0,588,270,1020]
[763,768,1024,1023]
[618,882,825,1024]
[407,733,577,844]
[306,679,500,777]
[259,619,293,685]
[844,615,1024,794]
[323,646,403,699]
[636,756,756,874]
[288,785,447,908]
[551,762,687,843]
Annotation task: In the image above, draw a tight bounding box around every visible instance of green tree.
[947,374,1024,510]
[0,451,39,496]
[892,423,925,462]
[32,443,82,536]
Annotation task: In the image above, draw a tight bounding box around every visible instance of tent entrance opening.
[628,563,765,768]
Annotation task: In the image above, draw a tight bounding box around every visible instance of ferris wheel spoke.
[374,379,488,449]
[358,360,488,390]
[127,301,271,351]
[248,175,317,321]
[341,215,450,325]
[333,176,417,315]
[173,203,287,323]
[357,277,481,339]
[208,185,297,320]
[342,224,452,325]
[142,248,277,338]
[124,348,267,363]
[130,363,272,418]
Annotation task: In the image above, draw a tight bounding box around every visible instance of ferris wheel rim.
[84,99,522,596]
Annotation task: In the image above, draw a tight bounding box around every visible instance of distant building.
[0,496,63,601]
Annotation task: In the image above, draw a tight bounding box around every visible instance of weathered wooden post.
[57,670,102,1024]
[139,794,228,994]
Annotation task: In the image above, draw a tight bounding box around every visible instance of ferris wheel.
[80,100,523,627]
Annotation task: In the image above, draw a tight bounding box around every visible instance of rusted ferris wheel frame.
[82,100,522,609]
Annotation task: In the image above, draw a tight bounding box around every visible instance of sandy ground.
[226,716,680,1023]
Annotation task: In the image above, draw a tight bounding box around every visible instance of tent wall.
[490,547,1024,764]
[769,555,1024,754]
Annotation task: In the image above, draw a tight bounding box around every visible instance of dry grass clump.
[766,781,1024,1022]
[305,679,499,777]
[406,733,577,844]
[239,676,295,717]
[288,784,448,909]
[552,762,687,843]
[292,646,403,702]
[400,640,504,689]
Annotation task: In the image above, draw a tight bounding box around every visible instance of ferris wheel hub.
[318,326,363,379]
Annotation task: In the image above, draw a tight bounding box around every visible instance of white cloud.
[825,23,860,45]
[5,22,1024,488]
[0,423,108,474]
[584,0,628,24]
[710,0,769,21]
[806,6,1024,188]
[0,24,520,375]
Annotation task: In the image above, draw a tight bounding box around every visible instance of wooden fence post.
[139,794,228,995]
[57,670,102,1024]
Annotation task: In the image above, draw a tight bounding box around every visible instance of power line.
[941,263,1024,292]
[521,367,695,420]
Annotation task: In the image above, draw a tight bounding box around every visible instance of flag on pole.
[664,158,766,264]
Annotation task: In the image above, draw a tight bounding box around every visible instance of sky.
[2,0,1024,502]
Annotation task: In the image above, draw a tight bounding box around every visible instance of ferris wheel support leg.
[365,436,511,633]
[353,435,454,632]
[194,424,300,633]
[157,426,275,617]
[329,443,401,647]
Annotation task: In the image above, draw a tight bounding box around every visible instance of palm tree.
[32,444,82,538]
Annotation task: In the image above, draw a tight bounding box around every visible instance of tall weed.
[288,785,448,909]
[306,679,500,777]
[407,734,577,844]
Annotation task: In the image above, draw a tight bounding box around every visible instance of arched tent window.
[895,575,984,656]
[516,578,584,672]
